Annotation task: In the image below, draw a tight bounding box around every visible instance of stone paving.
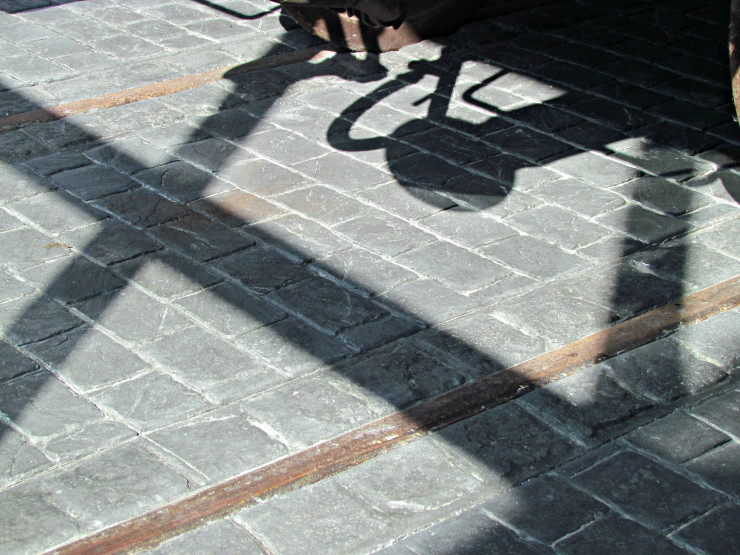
[1,0,739,553]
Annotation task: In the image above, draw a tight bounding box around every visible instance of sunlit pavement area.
[1,0,740,553]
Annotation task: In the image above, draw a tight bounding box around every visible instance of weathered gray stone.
[39,441,189,531]
[247,214,352,261]
[92,370,212,431]
[213,158,308,197]
[506,204,611,250]
[555,513,686,554]
[360,182,457,220]
[94,188,190,229]
[627,410,731,463]
[112,252,221,299]
[85,137,175,174]
[146,519,266,555]
[0,370,102,440]
[275,185,373,226]
[315,248,417,296]
[691,388,740,438]
[573,451,722,530]
[335,341,464,410]
[546,151,637,187]
[269,276,389,335]
[603,337,728,404]
[141,325,268,390]
[7,190,106,234]
[22,151,90,176]
[135,161,232,203]
[237,373,384,448]
[191,188,284,227]
[380,279,480,326]
[149,406,288,483]
[614,176,713,216]
[293,152,392,191]
[673,504,740,555]
[520,364,654,440]
[334,212,436,257]
[481,235,590,280]
[0,294,83,345]
[481,476,608,544]
[60,218,162,265]
[596,205,691,244]
[44,419,137,462]
[175,282,285,338]
[0,424,52,487]
[51,164,140,200]
[235,316,352,377]
[395,241,510,291]
[419,209,518,248]
[214,246,310,295]
[0,226,71,271]
[177,137,257,172]
[20,255,126,304]
[0,268,33,304]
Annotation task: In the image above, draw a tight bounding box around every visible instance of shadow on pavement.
[0,0,739,552]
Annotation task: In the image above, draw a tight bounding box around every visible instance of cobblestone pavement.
[1,0,739,553]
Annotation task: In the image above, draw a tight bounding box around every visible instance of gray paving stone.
[418,310,548,377]
[214,245,310,294]
[572,451,723,531]
[379,278,480,326]
[691,388,740,438]
[405,127,494,165]
[316,248,416,296]
[480,235,590,281]
[627,410,731,464]
[359,181,457,220]
[481,475,608,544]
[0,423,52,487]
[0,338,39,381]
[0,225,72,271]
[39,441,190,532]
[334,212,436,258]
[268,276,389,335]
[85,137,176,174]
[0,480,82,555]
[604,336,728,404]
[141,325,268,391]
[151,212,255,263]
[555,261,683,320]
[334,341,465,410]
[419,209,518,248]
[175,281,286,338]
[0,294,82,345]
[614,176,714,217]
[22,151,90,176]
[135,161,232,204]
[242,127,329,166]
[199,107,263,141]
[51,164,140,201]
[210,158,308,197]
[506,204,611,250]
[236,478,394,555]
[149,405,288,483]
[145,519,266,555]
[595,204,691,245]
[20,255,126,305]
[520,364,654,440]
[555,513,686,555]
[488,126,575,163]
[491,285,617,349]
[112,251,221,299]
[94,188,191,229]
[397,509,544,555]
[25,325,150,392]
[0,268,33,304]
[237,373,385,449]
[43,419,137,462]
[464,153,562,195]
[0,210,21,232]
[235,316,352,377]
[684,442,740,498]
[389,151,466,192]
[292,152,392,192]
[247,214,353,262]
[546,151,638,188]
[272,186,374,230]
[629,242,740,292]
[138,122,211,149]
[438,403,583,487]
[672,503,740,555]
[0,165,53,203]
[0,370,102,440]
[177,137,257,173]
[191,189,284,228]
[60,219,163,265]
[395,241,510,291]
[92,370,212,432]
[673,309,740,370]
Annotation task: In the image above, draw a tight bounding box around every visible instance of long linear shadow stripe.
[47,274,740,555]
[0,46,333,134]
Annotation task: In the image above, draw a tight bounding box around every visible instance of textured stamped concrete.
[0,0,739,553]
